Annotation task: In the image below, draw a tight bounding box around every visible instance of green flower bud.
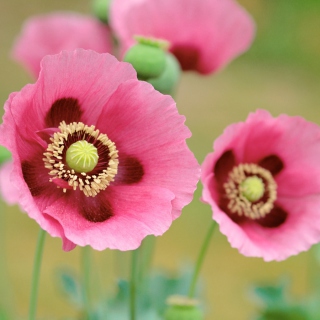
[148,52,181,95]
[164,296,204,320]
[93,0,111,24]
[0,146,11,165]
[124,36,168,80]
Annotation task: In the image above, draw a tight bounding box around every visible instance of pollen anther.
[223,163,277,220]
[43,121,119,197]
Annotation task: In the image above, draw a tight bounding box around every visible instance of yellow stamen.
[43,121,118,197]
[223,163,277,220]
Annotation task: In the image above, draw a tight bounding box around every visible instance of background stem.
[188,221,216,298]
[130,249,139,320]
[28,228,46,320]
[82,246,92,320]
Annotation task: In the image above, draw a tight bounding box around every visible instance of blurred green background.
[1,0,320,319]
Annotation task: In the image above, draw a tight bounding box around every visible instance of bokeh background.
[0,0,320,319]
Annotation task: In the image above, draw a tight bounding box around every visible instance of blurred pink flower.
[12,13,113,77]
[111,0,255,74]
[201,110,320,261]
[0,161,20,205]
[0,49,199,251]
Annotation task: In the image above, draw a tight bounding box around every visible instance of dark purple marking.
[214,150,236,185]
[171,45,200,71]
[45,97,83,127]
[256,205,288,228]
[22,161,44,197]
[258,155,284,176]
[80,196,113,223]
[119,156,144,184]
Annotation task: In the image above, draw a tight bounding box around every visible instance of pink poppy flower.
[110,0,255,74]
[0,49,199,251]
[201,110,320,261]
[12,13,113,77]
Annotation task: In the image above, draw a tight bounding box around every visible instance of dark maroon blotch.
[218,196,247,224]
[80,196,113,223]
[258,155,284,176]
[45,97,83,128]
[119,156,144,184]
[22,161,44,197]
[256,205,288,228]
[171,45,200,71]
[214,150,236,185]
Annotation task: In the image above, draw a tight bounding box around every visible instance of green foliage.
[56,269,83,308]
[252,279,318,320]
[56,267,197,320]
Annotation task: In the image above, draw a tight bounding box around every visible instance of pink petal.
[111,0,255,74]
[7,50,137,140]
[12,13,113,77]
[44,186,175,251]
[0,161,20,205]
[0,92,19,152]
[241,195,320,261]
[0,133,66,242]
[96,80,200,219]
[43,213,77,251]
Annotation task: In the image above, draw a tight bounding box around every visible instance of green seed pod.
[93,0,111,24]
[0,146,11,165]
[148,52,181,95]
[164,296,204,320]
[134,35,170,51]
[124,42,167,80]
[66,140,99,173]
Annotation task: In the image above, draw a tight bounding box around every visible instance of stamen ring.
[223,163,277,220]
[43,121,119,197]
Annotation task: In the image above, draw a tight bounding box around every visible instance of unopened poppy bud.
[124,36,169,80]
[0,146,11,165]
[148,52,181,95]
[164,295,204,320]
[93,0,111,23]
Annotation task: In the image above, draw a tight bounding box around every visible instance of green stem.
[188,221,216,298]
[139,236,156,283]
[82,246,92,320]
[28,228,46,320]
[130,249,139,320]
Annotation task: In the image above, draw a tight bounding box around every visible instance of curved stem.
[82,246,92,320]
[130,249,139,320]
[188,221,216,298]
[28,228,46,320]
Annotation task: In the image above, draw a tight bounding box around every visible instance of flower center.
[240,176,265,202]
[66,140,99,173]
[43,121,119,197]
[224,163,277,220]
